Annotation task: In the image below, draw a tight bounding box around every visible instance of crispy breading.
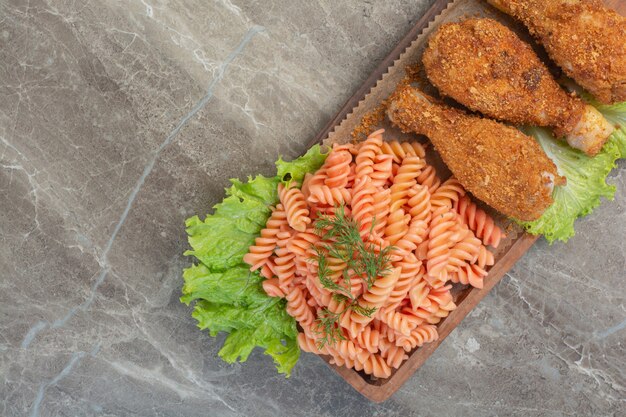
[422,18,613,156]
[487,0,626,105]
[423,18,584,135]
[387,84,563,221]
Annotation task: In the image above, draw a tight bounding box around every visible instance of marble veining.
[0,1,624,416]
[19,23,265,351]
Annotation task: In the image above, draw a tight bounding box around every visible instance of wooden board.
[606,0,625,12]
[305,0,626,403]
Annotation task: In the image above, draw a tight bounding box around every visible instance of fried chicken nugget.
[387,84,564,221]
[422,18,614,156]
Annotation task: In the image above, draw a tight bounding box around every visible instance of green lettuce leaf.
[595,103,626,158]
[181,147,327,376]
[228,175,280,205]
[518,127,620,242]
[612,129,626,161]
[276,144,328,185]
[181,264,266,306]
[192,301,300,374]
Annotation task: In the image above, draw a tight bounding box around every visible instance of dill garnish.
[310,205,394,348]
[313,308,345,349]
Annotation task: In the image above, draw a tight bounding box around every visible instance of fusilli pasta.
[279,182,311,232]
[244,131,503,379]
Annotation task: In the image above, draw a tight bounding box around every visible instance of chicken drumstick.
[487,0,626,105]
[387,84,563,221]
[422,18,614,156]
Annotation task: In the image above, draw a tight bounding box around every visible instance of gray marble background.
[1,0,624,416]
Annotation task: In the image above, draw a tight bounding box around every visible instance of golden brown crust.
[387,84,562,221]
[487,0,626,104]
[422,18,585,137]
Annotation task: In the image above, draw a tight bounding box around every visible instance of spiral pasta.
[328,353,356,369]
[245,132,503,379]
[450,263,487,289]
[407,183,431,223]
[346,162,357,188]
[381,343,409,369]
[276,229,293,249]
[426,286,456,315]
[455,194,504,248]
[333,339,363,361]
[426,206,461,280]
[286,230,319,256]
[286,287,315,326]
[430,177,465,209]
[274,248,297,292]
[333,142,358,155]
[377,307,421,336]
[395,218,427,255]
[325,254,348,281]
[301,173,314,199]
[307,168,328,191]
[381,139,427,163]
[279,182,311,232]
[448,228,482,270]
[476,245,495,269]
[417,164,441,193]
[310,204,352,220]
[259,259,276,280]
[323,148,352,188]
[307,185,352,206]
[370,154,394,188]
[371,188,391,235]
[305,274,332,306]
[337,273,365,299]
[298,331,330,355]
[262,278,285,298]
[408,274,429,311]
[387,252,421,310]
[351,176,376,239]
[243,205,287,270]
[354,351,392,379]
[353,325,381,353]
[349,267,401,329]
[395,324,438,351]
[390,156,425,212]
[384,209,410,245]
[355,129,383,183]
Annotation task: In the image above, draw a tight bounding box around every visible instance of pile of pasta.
[244,129,503,378]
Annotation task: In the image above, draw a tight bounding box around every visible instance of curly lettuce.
[518,97,626,242]
[181,145,327,376]
[276,144,329,185]
[518,127,621,242]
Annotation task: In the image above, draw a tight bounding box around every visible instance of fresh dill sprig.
[331,293,350,304]
[360,242,395,289]
[351,303,377,318]
[313,308,345,349]
[341,269,352,287]
[314,245,352,297]
[311,204,395,347]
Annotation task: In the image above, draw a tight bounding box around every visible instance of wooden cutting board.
[306,0,625,402]
[606,0,625,13]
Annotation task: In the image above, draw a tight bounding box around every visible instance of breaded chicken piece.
[487,0,626,105]
[387,84,563,221]
[423,18,614,156]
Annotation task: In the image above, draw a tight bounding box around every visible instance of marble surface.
[1,0,624,416]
